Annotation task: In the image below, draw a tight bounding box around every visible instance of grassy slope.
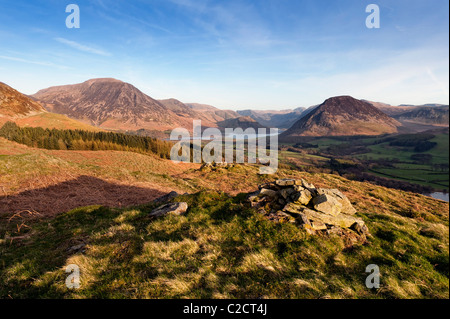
[0,139,448,299]
[0,138,197,216]
[0,138,194,193]
[0,112,101,132]
[15,112,102,131]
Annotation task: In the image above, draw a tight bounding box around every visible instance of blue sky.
[0,0,448,110]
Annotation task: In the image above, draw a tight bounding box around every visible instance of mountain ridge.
[32,79,246,132]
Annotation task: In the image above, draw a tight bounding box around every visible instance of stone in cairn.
[248,179,369,238]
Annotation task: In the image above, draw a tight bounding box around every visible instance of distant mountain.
[362,100,411,117]
[0,82,99,131]
[186,103,241,123]
[366,100,449,127]
[394,105,449,126]
[237,108,306,129]
[158,98,196,116]
[158,99,248,129]
[1,82,44,117]
[281,96,400,139]
[216,116,268,132]
[399,103,447,107]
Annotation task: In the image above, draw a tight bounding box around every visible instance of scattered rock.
[248,178,369,244]
[68,243,86,253]
[154,191,180,203]
[351,222,369,236]
[150,202,188,218]
[200,162,235,171]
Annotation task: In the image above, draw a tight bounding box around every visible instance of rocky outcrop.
[150,202,188,218]
[248,179,369,242]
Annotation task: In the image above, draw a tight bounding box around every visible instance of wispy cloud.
[0,55,68,69]
[168,0,275,48]
[426,67,449,97]
[54,37,111,56]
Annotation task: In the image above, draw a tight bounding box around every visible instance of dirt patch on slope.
[0,175,171,218]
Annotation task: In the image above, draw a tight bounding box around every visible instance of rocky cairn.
[249,179,369,240]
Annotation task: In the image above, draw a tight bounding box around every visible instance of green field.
[280,132,449,192]
[359,134,449,191]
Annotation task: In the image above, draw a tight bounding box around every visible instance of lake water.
[425,192,449,202]
[170,132,280,141]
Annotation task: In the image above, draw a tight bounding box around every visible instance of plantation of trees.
[0,121,172,159]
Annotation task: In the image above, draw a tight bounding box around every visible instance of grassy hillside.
[0,138,195,216]
[0,112,101,132]
[0,139,448,298]
[13,112,102,131]
[0,189,448,299]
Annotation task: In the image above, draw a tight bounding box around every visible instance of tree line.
[0,121,172,159]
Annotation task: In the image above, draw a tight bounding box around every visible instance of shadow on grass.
[0,175,168,218]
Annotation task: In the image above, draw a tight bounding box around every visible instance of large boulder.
[301,208,364,229]
[313,194,342,216]
[317,188,357,215]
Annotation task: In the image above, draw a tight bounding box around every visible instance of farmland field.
[280,130,449,193]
